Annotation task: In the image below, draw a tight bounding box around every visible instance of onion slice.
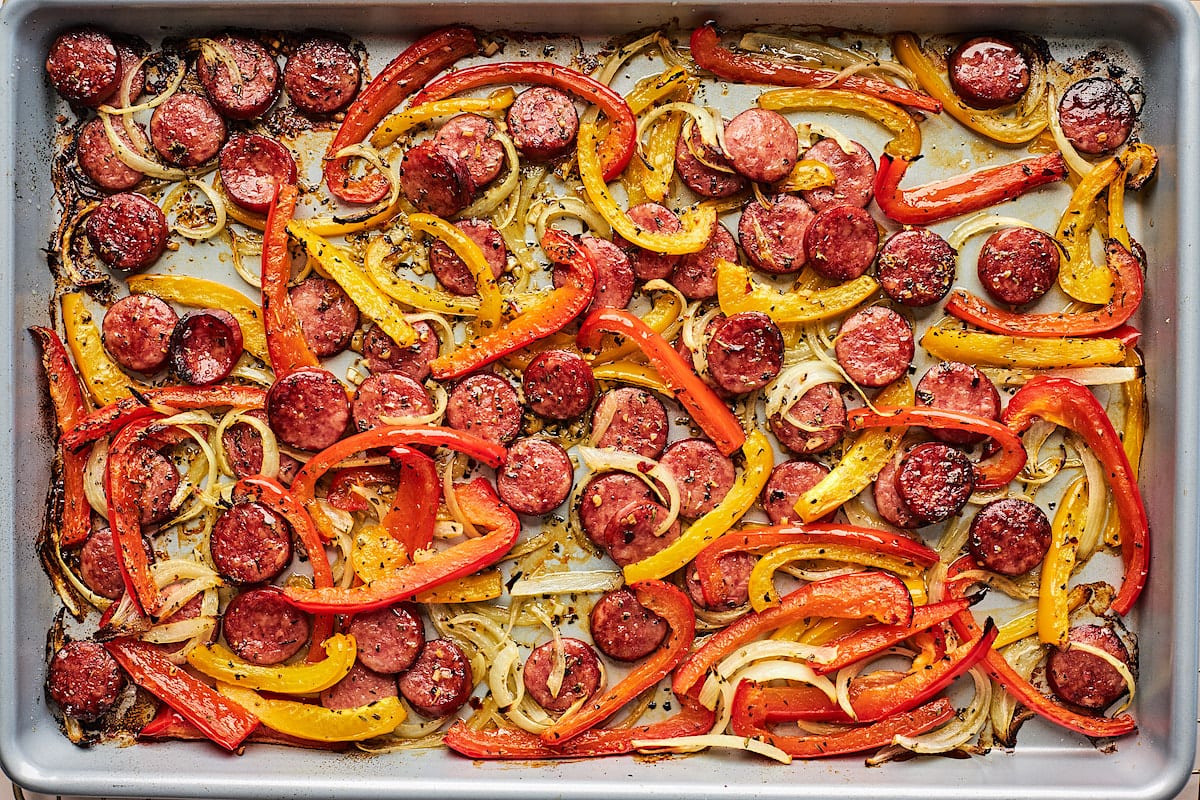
[576,446,681,537]
[508,570,624,597]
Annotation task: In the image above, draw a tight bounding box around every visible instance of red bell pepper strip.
[139,705,348,751]
[845,406,1027,489]
[689,24,941,113]
[672,571,914,698]
[443,694,715,759]
[323,26,479,204]
[1002,376,1147,616]
[262,184,320,375]
[540,580,694,744]
[281,477,518,614]
[62,385,268,450]
[430,229,595,380]
[412,62,636,182]
[946,239,1143,337]
[32,327,92,548]
[812,597,973,676]
[874,152,1068,225]
[693,523,939,609]
[576,307,745,456]
[324,465,401,512]
[106,638,259,751]
[381,446,440,554]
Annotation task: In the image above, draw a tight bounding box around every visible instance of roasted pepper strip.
[32,327,92,548]
[412,61,636,182]
[381,445,440,554]
[996,584,1089,649]
[217,682,404,742]
[749,544,925,612]
[756,87,922,159]
[187,634,356,694]
[946,239,1142,337]
[324,26,479,204]
[1056,158,1123,304]
[1038,476,1086,647]
[795,378,913,522]
[106,416,169,616]
[370,89,515,149]
[126,275,270,365]
[540,580,693,744]
[1003,376,1148,617]
[813,598,972,675]
[921,325,1126,368]
[874,152,1068,226]
[262,185,320,375]
[363,235,481,317]
[588,282,685,366]
[690,24,941,113]
[845,406,1026,489]
[61,292,144,407]
[282,477,519,614]
[325,466,400,513]
[138,706,347,751]
[672,571,914,698]
[413,570,504,604]
[716,258,878,324]
[106,638,259,751]
[409,213,502,329]
[591,361,673,396]
[776,159,837,192]
[577,307,746,456]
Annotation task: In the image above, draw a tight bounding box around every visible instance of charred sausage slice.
[47,641,125,722]
[398,638,473,717]
[210,501,293,584]
[102,294,177,373]
[196,34,280,120]
[347,603,425,674]
[968,497,1052,576]
[266,368,350,452]
[589,588,667,662]
[445,373,522,445]
[948,37,1031,110]
[283,37,361,116]
[222,587,311,666]
[169,309,244,386]
[523,637,603,713]
[85,192,169,272]
[497,437,574,516]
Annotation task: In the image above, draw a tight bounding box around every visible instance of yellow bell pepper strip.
[106,638,259,751]
[892,33,1048,144]
[289,220,418,348]
[591,361,673,396]
[187,634,356,694]
[370,88,515,149]
[409,213,501,328]
[640,105,686,203]
[413,570,504,604]
[282,477,519,614]
[430,228,595,380]
[126,274,269,365]
[363,235,481,317]
[1121,350,1146,478]
[995,584,1089,649]
[625,66,692,116]
[795,378,913,523]
[577,118,717,255]
[775,159,837,192]
[622,431,771,585]
[921,325,1126,368]
[945,238,1143,337]
[1003,376,1148,617]
[61,292,144,407]
[756,87,923,159]
[577,307,747,457]
[1056,158,1122,304]
[1107,159,1131,250]
[716,258,878,324]
[1038,476,1086,647]
[748,543,924,612]
[262,185,321,376]
[217,682,405,742]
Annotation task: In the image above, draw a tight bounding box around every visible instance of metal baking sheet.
[0,1,1197,798]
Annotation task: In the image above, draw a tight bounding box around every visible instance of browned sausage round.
[801,139,877,211]
[671,222,737,300]
[45,28,120,107]
[170,309,244,386]
[594,499,680,566]
[222,587,311,666]
[210,501,293,584]
[590,387,668,458]
[283,37,360,116]
[804,204,879,281]
[834,306,915,388]
[522,349,595,421]
[1046,624,1132,710]
[497,437,574,516]
[769,383,847,455]
[287,276,359,357]
[1057,77,1136,155]
[320,663,398,710]
[127,445,180,525]
[619,203,683,281]
[149,93,227,167]
[578,472,655,544]
[428,219,508,296]
[761,460,831,525]
[266,367,350,452]
[589,588,667,662]
[659,438,735,519]
[435,114,504,190]
[523,637,603,712]
[948,37,1031,110]
[976,227,1061,306]
[77,117,144,192]
[674,122,746,199]
[347,603,425,674]
[352,372,433,431]
[222,409,300,483]
[897,443,975,524]
[915,361,1001,445]
[80,526,151,600]
[85,191,168,272]
[445,373,522,445]
[47,641,125,722]
[738,193,814,274]
[968,497,1051,576]
[554,235,635,312]
[398,638,473,717]
[362,321,439,381]
[878,228,957,307]
[723,108,798,184]
[872,455,923,530]
[196,34,280,120]
[705,311,784,394]
[506,86,578,160]
[685,551,758,609]
[399,140,473,218]
[218,133,297,213]
[102,294,177,373]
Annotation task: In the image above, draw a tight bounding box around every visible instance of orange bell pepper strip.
[262,185,320,376]
[812,597,973,676]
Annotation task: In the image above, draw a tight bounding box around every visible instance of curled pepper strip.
[1002,376,1148,617]
[217,682,405,743]
[409,213,502,328]
[874,152,1068,226]
[187,634,356,694]
[540,580,694,744]
[813,597,972,676]
[324,26,479,204]
[1038,476,1086,647]
[61,292,145,407]
[1056,158,1123,304]
[756,87,922,159]
[31,327,91,548]
[921,325,1126,369]
[576,307,746,456]
[127,275,270,365]
[689,24,941,113]
[845,406,1027,489]
[715,258,878,324]
[381,445,440,555]
[370,88,515,149]
[749,544,926,612]
[262,185,320,376]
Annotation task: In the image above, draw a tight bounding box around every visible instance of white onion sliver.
[632,734,792,764]
[508,570,624,597]
[763,360,845,424]
[1047,85,1095,178]
[892,666,992,754]
[947,213,1050,253]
